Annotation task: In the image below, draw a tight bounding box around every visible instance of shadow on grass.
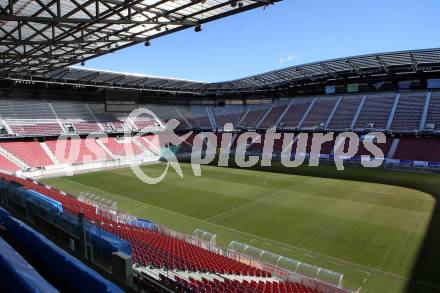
[203,159,440,293]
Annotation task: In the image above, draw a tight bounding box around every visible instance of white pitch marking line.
[328,261,341,266]
[304,254,318,259]
[356,269,371,277]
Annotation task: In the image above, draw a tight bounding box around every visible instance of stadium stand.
[301,97,338,130]
[1,47,440,292]
[214,105,247,128]
[327,96,363,130]
[0,205,124,293]
[424,92,440,131]
[0,235,59,293]
[169,275,322,293]
[240,104,271,128]
[279,98,313,129]
[103,137,143,157]
[0,154,20,173]
[0,171,343,293]
[0,91,438,138]
[0,141,54,167]
[9,123,64,136]
[0,91,440,176]
[45,137,110,164]
[1,174,270,276]
[391,93,426,132]
[259,100,291,128]
[354,94,395,130]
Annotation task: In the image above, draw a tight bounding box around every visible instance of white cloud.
[278,53,297,65]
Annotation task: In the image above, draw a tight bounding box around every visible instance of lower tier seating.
[45,138,110,164]
[0,141,54,167]
[102,137,143,157]
[5,175,270,277]
[0,155,20,173]
[167,274,322,293]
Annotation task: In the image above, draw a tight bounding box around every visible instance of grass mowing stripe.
[42,163,439,293]
[55,176,407,278]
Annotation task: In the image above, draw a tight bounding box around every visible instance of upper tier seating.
[301,97,338,130]
[132,118,158,130]
[259,101,290,129]
[0,141,53,167]
[214,105,246,128]
[0,100,56,120]
[241,105,270,128]
[279,99,312,129]
[1,91,439,136]
[52,102,94,120]
[391,93,426,132]
[354,95,395,130]
[327,96,362,130]
[425,93,440,131]
[9,123,63,136]
[73,122,102,133]
[88,103,128,132]
[190,106,213,129]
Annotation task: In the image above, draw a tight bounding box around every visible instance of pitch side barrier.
[156,226,352,293]
[250,151,440,173]
[0,176,132,269]
[176,149,440,174]
[228,241,350,293]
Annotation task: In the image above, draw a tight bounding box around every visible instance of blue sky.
[81,0,440,82]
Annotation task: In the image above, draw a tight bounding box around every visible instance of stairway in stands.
[387,138,400,159]
[136,266,323,293]
[0,146,30,170]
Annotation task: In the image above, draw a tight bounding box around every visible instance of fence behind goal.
[228,241,345,289]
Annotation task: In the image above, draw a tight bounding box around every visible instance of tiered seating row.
[9,123,63,136]
[2,175,271,277]
[391,94,426,132]
[0,141,53,167]
[354,95,395,130]
[45,138,111,164]
[0,155,20,173]
[167,275,322,293]
[103,137,143,156]
[73,122,102,133]
[0,92,438,136]
[425,93,440,130]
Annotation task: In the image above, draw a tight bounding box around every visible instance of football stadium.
[0,1,439,293]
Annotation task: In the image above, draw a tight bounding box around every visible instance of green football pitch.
[42,162,440,293]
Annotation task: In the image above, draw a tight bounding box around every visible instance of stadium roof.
[41,66,209,91]
[0,0,279,74]
[9,47,440,94]
[211,47,440,92]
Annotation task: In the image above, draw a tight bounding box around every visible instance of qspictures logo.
[54,108,386,184]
